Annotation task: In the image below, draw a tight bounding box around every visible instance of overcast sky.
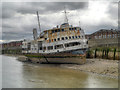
[0,1,118,43]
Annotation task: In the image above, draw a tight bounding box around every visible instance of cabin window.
[65,37,68,40]
[72,28,74,30]
[58,29,60,32]
[69,36,71,39]
[74,27,76,30]
[75,36,78,38]
[45,38,47,40]
[58,38,60,41]
[55,44,63,49]
[72,36,74,39]
[49,40,51,43]
[54,39,56,41]
[62,37,64,40]
[62,29,64,32]
[80,28,81,30]
[52,39,53,42]
[40,47,42,50]
[78,36,80,38]
[86,41,88,44]
[65,44,69,47]
[65,42,81,47]
[55,30,57,32]
[69,28,71,30]
[48,46,53,50]
[52,30,55,33]
[43,47,46,51]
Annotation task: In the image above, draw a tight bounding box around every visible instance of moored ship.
[22,9,88,64]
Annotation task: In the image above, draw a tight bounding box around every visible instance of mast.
[63,6,69,23]
[36,11,41,36]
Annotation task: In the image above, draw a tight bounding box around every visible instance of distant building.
[85,29,120,48]
[22,39,31,53]
[2,41,22,49]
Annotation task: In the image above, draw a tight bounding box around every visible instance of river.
[1,55,118,88]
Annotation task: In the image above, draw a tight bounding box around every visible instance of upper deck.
[43,23,84,44]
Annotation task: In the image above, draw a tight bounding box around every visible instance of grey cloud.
[2,2,17,19]
[1,2,118,43]
[2,24,14,28]
[2,31,33,41]
[87,24,117,34]
[107,2,118,20]
[118,2,120,29]
[84,22,117,34]
[18,2,88,14]
[2,10,16,19]
[2,2,88,19]
[2,2,88,38]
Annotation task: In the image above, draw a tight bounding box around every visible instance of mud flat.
[17,55,118,78]
[60,59,119,78]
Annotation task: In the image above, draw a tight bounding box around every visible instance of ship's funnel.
[33,28,38,40]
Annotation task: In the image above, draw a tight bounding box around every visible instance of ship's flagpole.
[79,21,80,27]
[36,11,41,36]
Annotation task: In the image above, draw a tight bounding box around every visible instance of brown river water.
[2,55,118,88]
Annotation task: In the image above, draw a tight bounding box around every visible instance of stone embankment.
[17,56,28,62]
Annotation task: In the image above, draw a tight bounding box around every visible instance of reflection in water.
[2,55,118,88]
[22,64,88,88]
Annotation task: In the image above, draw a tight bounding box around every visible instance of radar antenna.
[62,6,69,23]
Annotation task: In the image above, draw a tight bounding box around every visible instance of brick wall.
[2,41,23,49]
[85,29,119,48]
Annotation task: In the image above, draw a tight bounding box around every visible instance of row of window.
[51,27,81,33]
[40,42,81,50]
[45,35,83,43]
[94,34,118,39]
[31,48,37,50]
[28,42,82,51]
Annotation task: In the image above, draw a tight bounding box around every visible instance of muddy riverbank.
[15,54,119,78]
[60,59,118,78]
[2,55,118,88]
